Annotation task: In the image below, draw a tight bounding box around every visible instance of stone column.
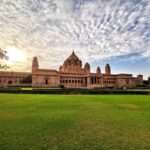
[87,76,91,88]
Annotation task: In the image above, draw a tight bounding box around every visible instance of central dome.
[64,51,82,66]
[59,51,83,73]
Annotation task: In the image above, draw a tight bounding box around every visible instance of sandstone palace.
[0,51,143,89]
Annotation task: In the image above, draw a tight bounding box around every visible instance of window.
[45,79,48,85]
[91,78,93,84]
[8,80,12,85]
[126,79,129,84]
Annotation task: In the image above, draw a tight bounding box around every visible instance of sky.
[0,0,150,79]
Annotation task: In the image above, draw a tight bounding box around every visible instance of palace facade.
[0,51,143,89]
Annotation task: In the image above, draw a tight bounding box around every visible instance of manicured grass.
[0,94,150,150]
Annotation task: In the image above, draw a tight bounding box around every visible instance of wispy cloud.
[0,0,150,76]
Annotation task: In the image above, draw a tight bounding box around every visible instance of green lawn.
[0,94,150,150]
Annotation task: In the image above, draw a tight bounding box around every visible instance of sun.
[5,47,27,65]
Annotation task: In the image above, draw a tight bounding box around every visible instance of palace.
[0,51,143,89]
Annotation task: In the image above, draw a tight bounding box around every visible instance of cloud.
[0,0,150,76]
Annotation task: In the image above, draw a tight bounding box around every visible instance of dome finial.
[72,50,75,55]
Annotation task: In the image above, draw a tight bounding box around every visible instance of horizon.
[0,0,150,79]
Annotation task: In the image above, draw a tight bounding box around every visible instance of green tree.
[0,48,9,69]
[148,77,150,84]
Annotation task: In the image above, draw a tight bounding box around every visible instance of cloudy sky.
[0,0,150,78]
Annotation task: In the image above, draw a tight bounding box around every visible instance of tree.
[148,77,150,84]
[0,48,9,69]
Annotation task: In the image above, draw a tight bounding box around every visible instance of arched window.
[126,79,129,84]
[45,79,48,85]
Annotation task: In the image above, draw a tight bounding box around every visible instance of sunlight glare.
[6,47,27,65]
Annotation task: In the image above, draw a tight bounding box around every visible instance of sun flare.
[6,47,27,65]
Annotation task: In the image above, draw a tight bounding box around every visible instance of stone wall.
[0,71,31,87]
